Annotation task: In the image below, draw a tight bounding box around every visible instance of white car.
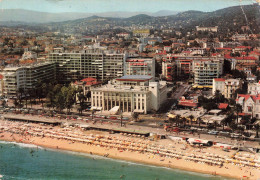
[208,130,219,135]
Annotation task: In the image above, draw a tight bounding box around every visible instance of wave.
[0,140,42,149]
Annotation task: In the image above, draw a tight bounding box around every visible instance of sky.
[0,0,256,13]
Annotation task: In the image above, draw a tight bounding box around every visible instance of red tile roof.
[238,113,251,116]
[75,77,101,86]
[236,94,257,102]
[224,54,233,59]
[235,56,257,60]
[178,99,198,107]
[218,103,228,109]
[214,78,225,82]
[235,46,251,49]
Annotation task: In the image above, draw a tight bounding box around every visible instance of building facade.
[1,62,56,97]
[212,78,242,99]
[162,60,175,81]
[193,59,223,88]
[236,94,260,119]
[125,58,155,78]
[47,48,126,83]
[91,75,167,114]
[248,81,260,95]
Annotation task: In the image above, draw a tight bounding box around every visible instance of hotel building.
[47,48,126,83]
[1,62,56,97]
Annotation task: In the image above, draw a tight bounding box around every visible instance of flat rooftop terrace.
[3,114,61,125]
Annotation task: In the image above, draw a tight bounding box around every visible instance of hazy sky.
[0,0,255,13]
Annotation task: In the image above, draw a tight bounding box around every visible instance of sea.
[0,141,233,180]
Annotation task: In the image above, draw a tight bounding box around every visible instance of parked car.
[208,130,219,135]
[230,133,241,138]
[219,131,230,136]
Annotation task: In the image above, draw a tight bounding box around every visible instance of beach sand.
[0,122,259,180]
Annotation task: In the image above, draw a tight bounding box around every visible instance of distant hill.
[1,4,259,35]
[0,9,179,23]
[44,4,259,34]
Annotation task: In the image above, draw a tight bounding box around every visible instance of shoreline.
[1,138,231,179]
[1,133,256,180]
[1,121,259,179]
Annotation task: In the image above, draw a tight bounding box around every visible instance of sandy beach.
[0,120,259,180]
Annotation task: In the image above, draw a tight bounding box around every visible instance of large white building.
[1,62,56,98]
[125,58,155,78]
[47,48,127,83]
[193,59,223,88]
[212,78,242,99]
[91,75,167,114]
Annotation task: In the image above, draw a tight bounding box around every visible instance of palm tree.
[214,121,218,131]
[17,88,24,105]
[230,121,238,133]
[188,115,194,126]
[77,93,86,115]
[41,83,48,109]
[169,118,175,125]
[14,99,19,108]
[28,89,36,108]
[234,104,242,124]
[175,114,181,127]
[254,124,259,138]
[91,109,96,120]
[197,117,202,128]
[132,112,139,121]
[24,89,29,109]
[182,117,187,128]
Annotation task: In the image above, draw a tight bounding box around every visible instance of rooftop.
[116,75,153,82]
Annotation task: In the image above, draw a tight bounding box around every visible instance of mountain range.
[0,4,259,35]
[0,9,179,23]
[45,4,259,34]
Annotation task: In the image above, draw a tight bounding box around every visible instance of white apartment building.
[47,48,127,83]
[91,75,167,114]
[248,81,260,95]
[212,78,225,95]
[213,78,242,99]
[162,60,175,81]
[193,59,223,88]
[223,79,242,99]
[125,58,155,78]
[1,62,56,98]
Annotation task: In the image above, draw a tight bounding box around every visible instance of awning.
[109,106,120,115]
[168,114,176,118]
[90,107,97,110]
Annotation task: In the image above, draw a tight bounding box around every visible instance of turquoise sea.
[0,141,232,180]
